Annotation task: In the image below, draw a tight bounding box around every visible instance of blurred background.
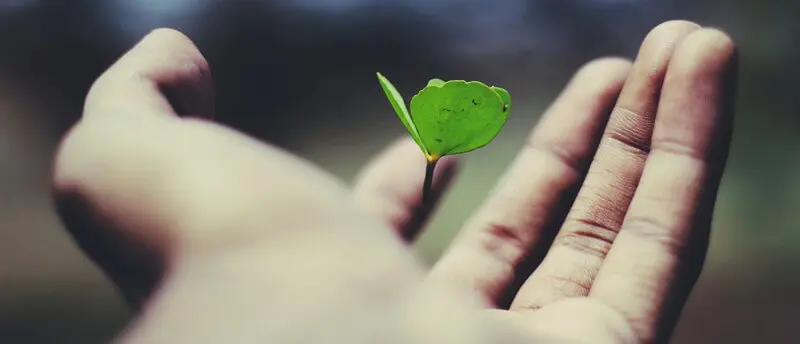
[0,0,797,343]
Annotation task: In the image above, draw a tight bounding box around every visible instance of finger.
[353,138,459,241]
[55,28,214,306]
[84,28,214,119]
[510,20,700,311]
[589,29,737,343]
[428,57,631,307]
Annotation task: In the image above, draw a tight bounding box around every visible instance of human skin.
[50,19,737,344]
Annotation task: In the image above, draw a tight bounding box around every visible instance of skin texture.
[49,20,737,344]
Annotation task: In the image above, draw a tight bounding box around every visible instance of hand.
[52,20,737,344]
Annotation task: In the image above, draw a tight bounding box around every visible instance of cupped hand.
[51,20,737,344]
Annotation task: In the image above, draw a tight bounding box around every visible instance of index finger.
[83,28,214,119]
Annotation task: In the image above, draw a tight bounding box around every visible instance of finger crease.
[544,271,593,294]
[479,223,529,266]
[557,218,619,258]
[621,216,688,258]
[604,130,651,158]
[651,136,708,161]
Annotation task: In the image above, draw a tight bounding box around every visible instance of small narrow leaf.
[376,72,428,154]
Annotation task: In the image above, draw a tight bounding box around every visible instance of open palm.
[53,21,736,344]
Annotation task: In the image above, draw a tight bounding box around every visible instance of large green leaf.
[410,80,511,158]
[376,72,427,155]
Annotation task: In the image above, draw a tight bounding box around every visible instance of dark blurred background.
[0,0,797,343]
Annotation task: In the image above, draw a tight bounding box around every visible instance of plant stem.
[422,160,437,207]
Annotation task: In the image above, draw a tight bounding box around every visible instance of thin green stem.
[422,160,437,207]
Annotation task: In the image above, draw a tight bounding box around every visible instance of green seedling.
[376,72,511,205]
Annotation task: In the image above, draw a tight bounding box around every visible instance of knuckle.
[650,135,705,160]
[604,121,652,156]
[605,104,654,158]
[516,274,592,311]
[478,222,529,265]
[543,270,593,295]
[555,217,619,258]
[620,215,686,257]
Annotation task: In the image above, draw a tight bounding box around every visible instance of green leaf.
[410,80,510,158]
[491,86,511,113]
[376,72,428,154]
